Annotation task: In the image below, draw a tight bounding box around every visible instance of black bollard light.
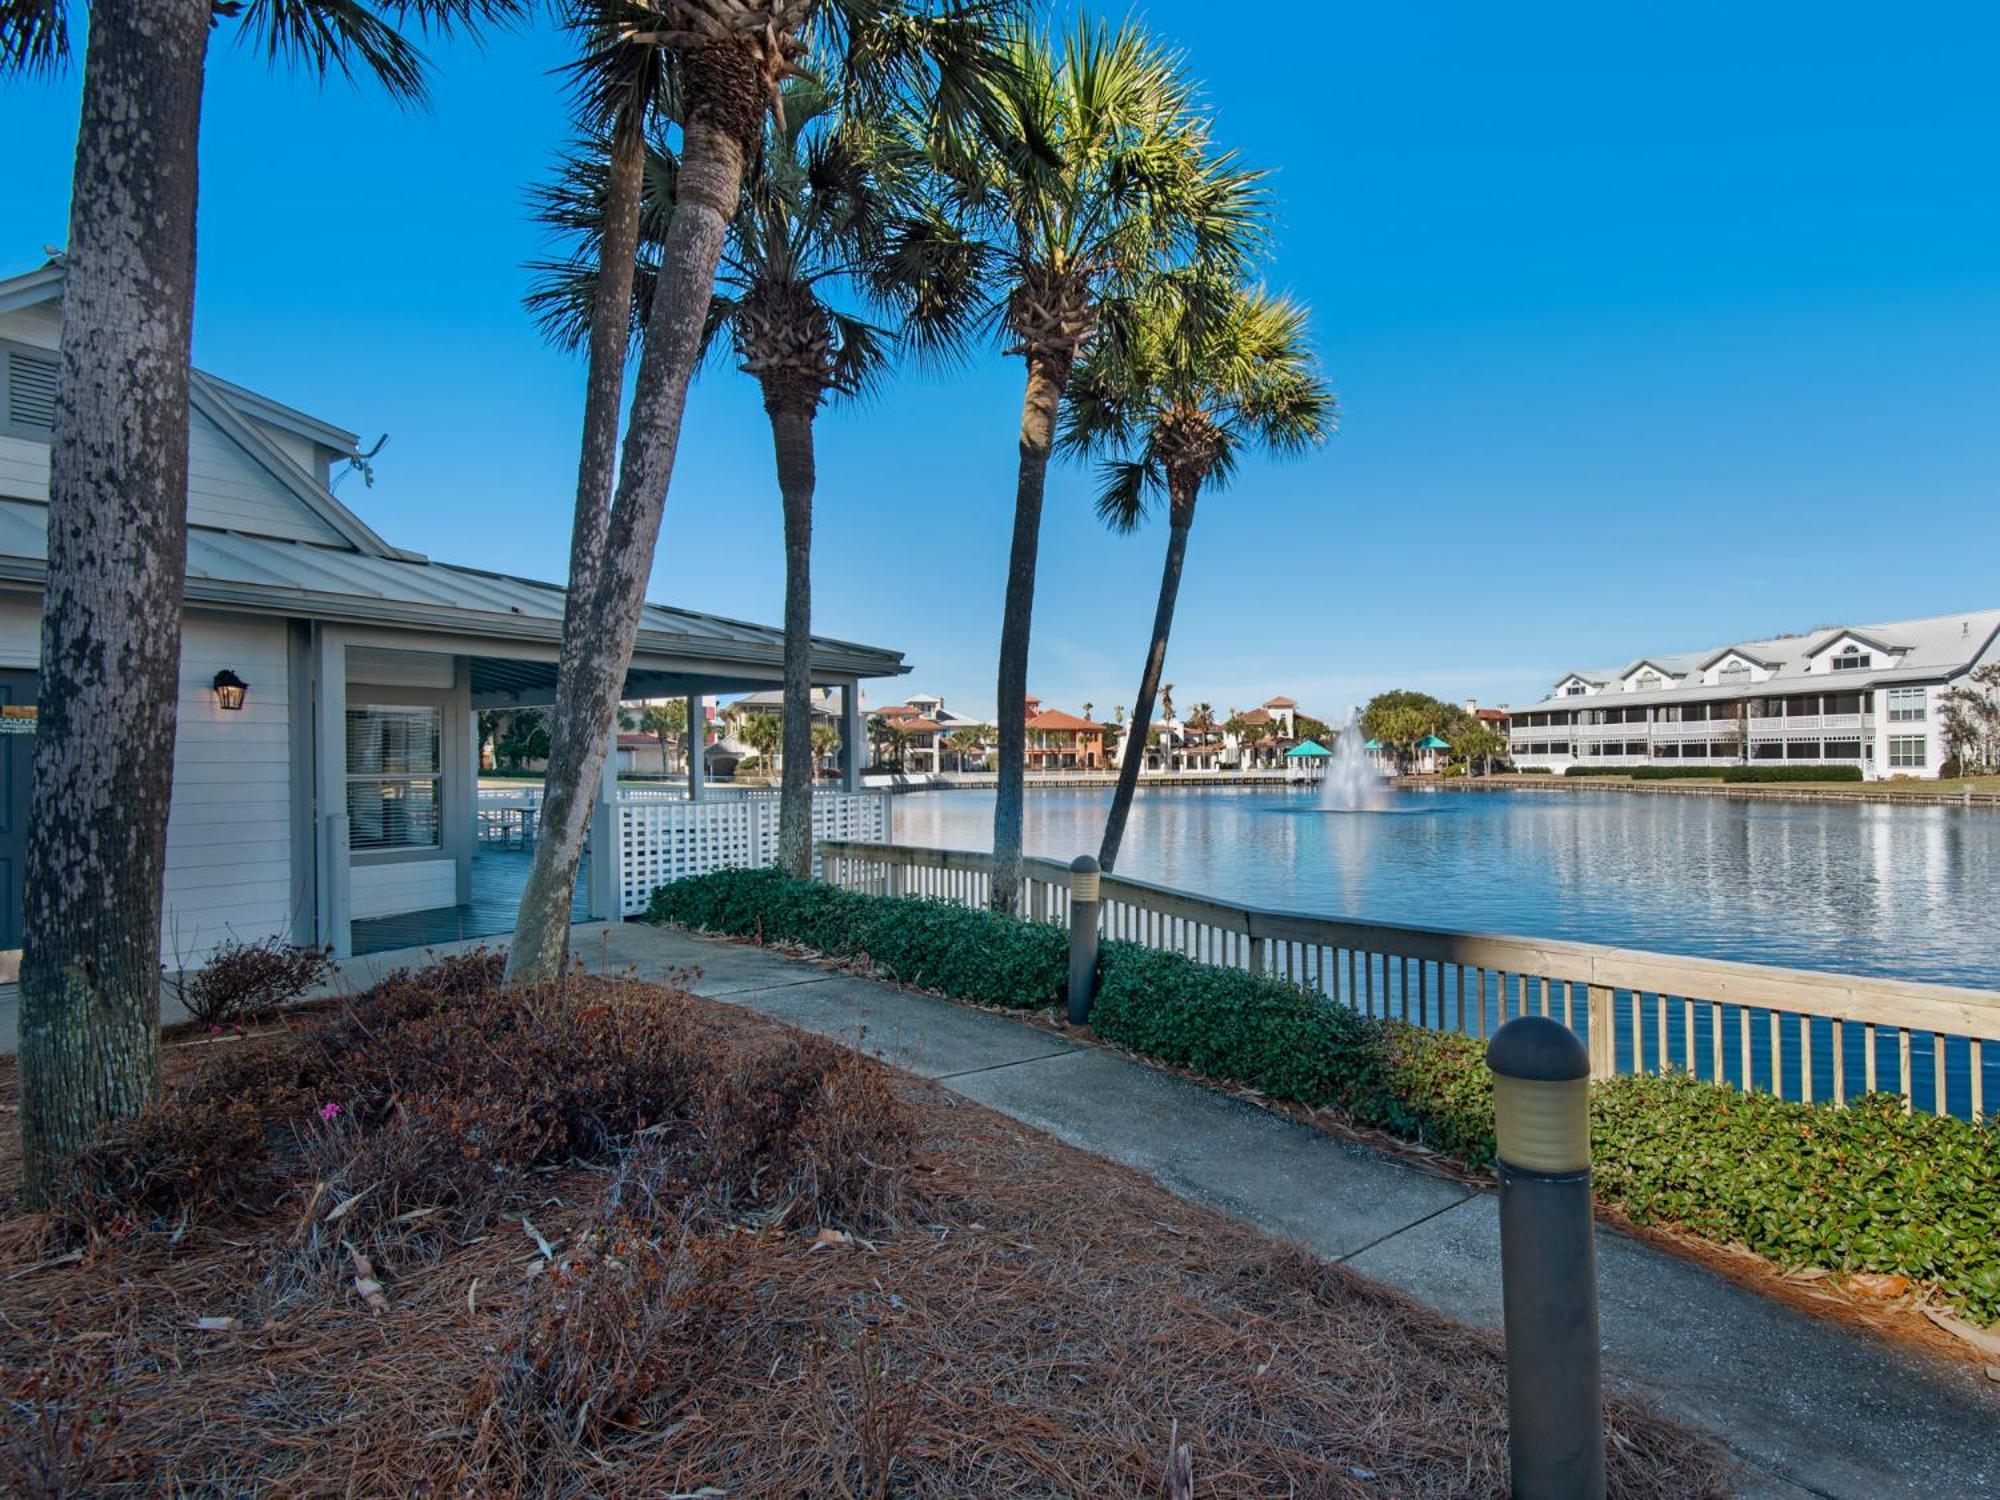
[1067,855,1101,1026]
[1486,1015,1605,1500]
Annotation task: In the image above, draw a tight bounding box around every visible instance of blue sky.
[5,2,1998,721]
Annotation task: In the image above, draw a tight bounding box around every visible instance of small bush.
[1719,764,1863,783]
[170,936,335,1028]
[650,867,1067,1010]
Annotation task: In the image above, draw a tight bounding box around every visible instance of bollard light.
[1067,854,1101,1026]
[1486,1015,1605,1500]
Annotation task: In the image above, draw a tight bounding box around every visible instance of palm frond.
[1092,457,1158,533]
[0,0,68,76]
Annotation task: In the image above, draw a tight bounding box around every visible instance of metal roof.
[0,500,906,682]
[1518,609,2000,715]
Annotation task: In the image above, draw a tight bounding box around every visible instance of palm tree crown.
[882,17,1266,378]
[1061,270,1337,529]
[3,0,523,100]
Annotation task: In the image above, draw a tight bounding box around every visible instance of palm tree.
[508,0,1019,982]
[2,0,518,1205]
[1064,273,1332,868]
[739,710,783,776]
[533,83,977,878]
[884,18,1263,913]
[946,724,986,770]
[811,718,843,772]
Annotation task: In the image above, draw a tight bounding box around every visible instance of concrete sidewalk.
[569,920,1997,1500]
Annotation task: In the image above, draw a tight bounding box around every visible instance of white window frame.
[347,704,444,852]
[1887,735,1927,770]
[1885,686,1926,723]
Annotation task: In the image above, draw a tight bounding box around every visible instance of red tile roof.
[1264,696,1297,707]
[1026,708,1101,732]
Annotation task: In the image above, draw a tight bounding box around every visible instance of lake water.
[893,785,2000,991]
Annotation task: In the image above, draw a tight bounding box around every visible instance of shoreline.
[1409,774,2000,811]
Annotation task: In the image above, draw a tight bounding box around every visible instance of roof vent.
[5,347,58,431]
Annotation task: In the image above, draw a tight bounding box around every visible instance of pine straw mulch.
[0,976,1734,1498]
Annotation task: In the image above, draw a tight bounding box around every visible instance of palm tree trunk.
[18,0,209,1206]
[764,388,818,878]
[557,114,648,668]
[507,111,750,984]
[1099,487,1197,872]
[991,351,1070,914]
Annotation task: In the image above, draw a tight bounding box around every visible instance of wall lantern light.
[212,670,249,711]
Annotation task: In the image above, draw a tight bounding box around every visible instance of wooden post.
[686,694,706,803]
[1586,985,1616,1080]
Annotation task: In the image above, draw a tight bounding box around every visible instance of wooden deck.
[350,848,587,955]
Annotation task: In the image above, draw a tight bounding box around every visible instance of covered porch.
[298,570,904,958]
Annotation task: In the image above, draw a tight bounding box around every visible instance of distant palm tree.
[946,724,986,771]
[885,18,1263,913]
[1066,272,1335,868]
[2,0,520,1205]
[508,0,1020,981]
[811,719,843,772]
[739,711,783,776]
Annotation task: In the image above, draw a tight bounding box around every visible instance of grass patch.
[0,961,1727,1497]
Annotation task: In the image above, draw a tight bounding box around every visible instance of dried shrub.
[611,1035,916,1233]
[0,1353,142,1498]
[476,1219,748,1472]
[170,936,335,1029]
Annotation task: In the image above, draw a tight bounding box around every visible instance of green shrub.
[649,867,1066,1010]
[1563,766,1719,780]
[1720,764,1863,783]
[1514,766,1554,774]
[1091,943,1371,1106]
[649,871,2000,1323]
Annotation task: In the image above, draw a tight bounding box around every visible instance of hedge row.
[1563,766,1720,780]
[648,869,2000,1322]
[1719,764,1864,783]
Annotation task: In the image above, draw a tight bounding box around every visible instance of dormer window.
[1561,682,1587,697]
[1634,671,1663,692]
[1829,647,1871,672]
[1717,662,1750,686]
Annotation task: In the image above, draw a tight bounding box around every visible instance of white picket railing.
[616,790,890,916]
[818,839,1999,1122]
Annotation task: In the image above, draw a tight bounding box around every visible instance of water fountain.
[1318,707,1390,811]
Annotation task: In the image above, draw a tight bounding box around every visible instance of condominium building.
[1507,609,2000,779]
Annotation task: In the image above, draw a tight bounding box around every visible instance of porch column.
[310,626,351,958]
[840,683,862,792]
[587,721,620,921]
[686,694,706,802]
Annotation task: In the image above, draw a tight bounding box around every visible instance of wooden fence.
[818,839,1998,1122]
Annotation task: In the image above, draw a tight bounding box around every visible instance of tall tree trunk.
[507,105,750,984]
[555,114,648,687]
[765,388,819,878]
[1099,484,1198,872]
[19,0,209,1206]
[990,350,1070,914]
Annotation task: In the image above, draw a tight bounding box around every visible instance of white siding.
[0,304,59,350]
[350,858,456,919]
[186,406,346,543]
[162,615,296,961]
[0,399,348,549]
[0,435,48,500]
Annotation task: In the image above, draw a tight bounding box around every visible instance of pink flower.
[318,1102,342,1123]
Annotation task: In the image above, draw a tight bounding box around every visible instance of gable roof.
[1,261,400,560]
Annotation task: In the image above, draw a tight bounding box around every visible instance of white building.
[0,260,905,962]
[1507,610,2000,779]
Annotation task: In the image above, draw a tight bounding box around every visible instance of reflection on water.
[893,786,2000,990]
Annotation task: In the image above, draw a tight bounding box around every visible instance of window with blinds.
[347,705,442,850]
[2,344,59,434]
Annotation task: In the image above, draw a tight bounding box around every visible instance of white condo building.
[1507,609,2000,779]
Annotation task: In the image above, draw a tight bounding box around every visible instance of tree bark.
[556,115,648,677]
[1099,484,1198,872]
[990,351,1070,915]
[506,115,748,984]
[764,390,819,879]
[19,0,209,1206]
